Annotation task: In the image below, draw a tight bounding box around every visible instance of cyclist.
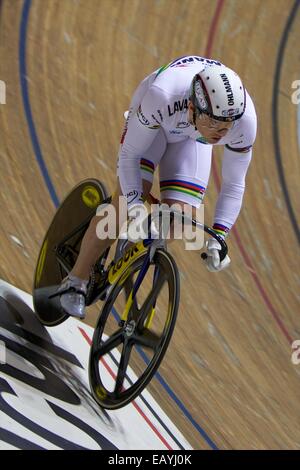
[58,55,257,319]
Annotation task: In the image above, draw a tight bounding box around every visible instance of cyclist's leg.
[159,139,213,239]
[71,130,167,281]
[70,180,149,280]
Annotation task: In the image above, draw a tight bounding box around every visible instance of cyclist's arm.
[213,114,257,237]
[118,85,165,206]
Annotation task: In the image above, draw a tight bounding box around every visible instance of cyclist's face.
[188,102,233,143]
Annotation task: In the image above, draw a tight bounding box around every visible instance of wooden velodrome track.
[0,0,299,449]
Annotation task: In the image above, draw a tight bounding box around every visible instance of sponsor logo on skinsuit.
[137,105,150,126]
[126,190,141,205]
[176,121,190,129]
[137,106,160,129]
[169,130,183,135]
[168,99,188,116]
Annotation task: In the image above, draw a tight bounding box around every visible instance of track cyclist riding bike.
[57,55,257,319]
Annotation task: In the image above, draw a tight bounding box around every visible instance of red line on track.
[205,0,293,344]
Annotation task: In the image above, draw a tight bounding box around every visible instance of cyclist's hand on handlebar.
[205,238,231,272]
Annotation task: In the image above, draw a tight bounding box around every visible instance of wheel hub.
[124,319,136,337]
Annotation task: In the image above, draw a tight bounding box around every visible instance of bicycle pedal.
[86,265,108,304]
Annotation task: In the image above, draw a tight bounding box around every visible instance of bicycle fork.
[120,211,169,326]
[119,246,161,326]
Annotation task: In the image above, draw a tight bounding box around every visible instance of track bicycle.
[33,178,227,409]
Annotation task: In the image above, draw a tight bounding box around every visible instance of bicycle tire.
[88,248,180,410]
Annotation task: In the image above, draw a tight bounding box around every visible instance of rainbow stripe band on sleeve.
[140,158,155,175]
[213,223,230,238]
[160,179,206,200]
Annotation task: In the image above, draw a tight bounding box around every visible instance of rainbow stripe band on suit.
[213,223,230,238]
[160,179,206,200]
[140,158,155,175]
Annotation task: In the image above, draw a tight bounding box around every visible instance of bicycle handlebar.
[144,201,228,262]
[112,192,228,262]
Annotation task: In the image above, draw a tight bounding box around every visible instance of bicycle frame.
[54,197,228,309]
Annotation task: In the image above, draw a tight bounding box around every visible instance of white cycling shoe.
[58,275,88,319]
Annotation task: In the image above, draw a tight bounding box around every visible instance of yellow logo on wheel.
[82,186,100,208]
[96,385,107,399]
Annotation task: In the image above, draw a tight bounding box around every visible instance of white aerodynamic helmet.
[190,64,246,122]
